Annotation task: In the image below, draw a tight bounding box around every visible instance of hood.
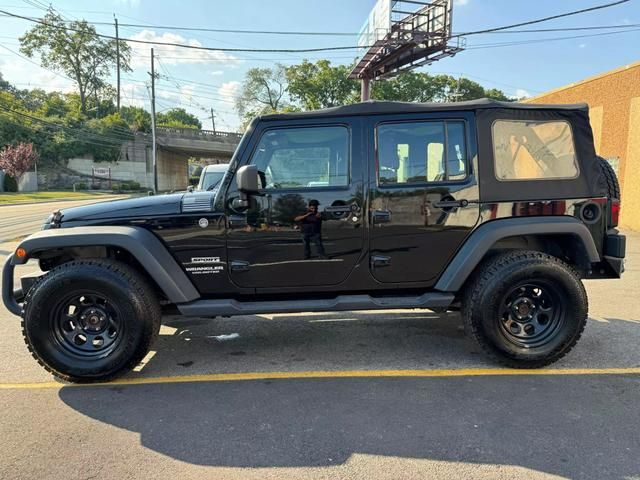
[58,193,184,223]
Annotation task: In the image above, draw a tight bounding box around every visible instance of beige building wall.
[524,61,640,230]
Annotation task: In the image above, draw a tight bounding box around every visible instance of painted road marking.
[1,367,640,390]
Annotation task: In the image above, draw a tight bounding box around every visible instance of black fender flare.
[10,226,200,304]
[434,216,600,292]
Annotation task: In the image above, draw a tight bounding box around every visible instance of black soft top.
[260,98,589,121]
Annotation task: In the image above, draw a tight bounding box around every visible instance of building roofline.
[524,60,640,103]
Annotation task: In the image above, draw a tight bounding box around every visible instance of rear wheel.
[463,250,587,368]
[22,259,161,383]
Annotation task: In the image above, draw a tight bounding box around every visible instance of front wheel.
[22,259,161,383]
[463,250,588,368]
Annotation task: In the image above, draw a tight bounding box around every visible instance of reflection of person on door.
[294,199,327,259]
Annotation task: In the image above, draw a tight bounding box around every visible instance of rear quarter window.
[492,120,579,181]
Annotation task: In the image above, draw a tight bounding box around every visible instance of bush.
[115,181,141,192]
[189,176,199,186]
[3,174,18,192]
[90,183,101,190]
[75,182,88,190]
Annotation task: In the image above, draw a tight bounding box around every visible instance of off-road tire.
[597,156,620,199]
[462,250,588,368]
[22,259,161,383]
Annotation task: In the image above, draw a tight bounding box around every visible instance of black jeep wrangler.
[2,99,626,382]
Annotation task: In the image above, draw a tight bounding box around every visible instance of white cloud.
[120,82,147,108]
[211,70,224,76]
[218,81,241,105]
[0,57,75,93]
[455,0,469,5]
[579,43,587,48]
[515,88,530,99]
[127,30,241,68]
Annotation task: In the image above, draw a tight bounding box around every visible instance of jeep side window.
[492,120,579,181]
[249,126,349,189]
[377,121,467,185]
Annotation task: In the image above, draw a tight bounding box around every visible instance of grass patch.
[0,191,126,205]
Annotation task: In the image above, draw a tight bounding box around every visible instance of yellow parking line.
[1,367,640,390]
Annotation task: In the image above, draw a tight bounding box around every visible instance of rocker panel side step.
[177,292,455,317]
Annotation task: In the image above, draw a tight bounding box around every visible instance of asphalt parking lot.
[0,217,639,479]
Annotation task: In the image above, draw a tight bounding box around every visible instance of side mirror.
[236,165,259,194]
[234,165,260,209]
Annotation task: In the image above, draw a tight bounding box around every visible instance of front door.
[368,113,480,285]
[226,120,365,289]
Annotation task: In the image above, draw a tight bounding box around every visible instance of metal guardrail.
[156,126,243,141]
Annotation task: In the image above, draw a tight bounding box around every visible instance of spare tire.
[597,156,620,199]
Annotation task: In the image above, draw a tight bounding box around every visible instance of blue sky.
[0,0,638,131]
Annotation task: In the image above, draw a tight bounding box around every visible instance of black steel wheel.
[498,281,563,349]
[52,292,124,358]
[22,259,161,383]
[463,250,588,368]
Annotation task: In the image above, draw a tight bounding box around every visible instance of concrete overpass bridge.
[112,127,243,191]
[154,127,243,191]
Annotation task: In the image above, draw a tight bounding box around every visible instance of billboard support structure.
[351,0,464,100]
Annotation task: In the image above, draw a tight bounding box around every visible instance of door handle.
[230,260,250,272]
[433,199,469,209]
[324,203,360,214]
[373,209,391,224]
[228,214,247,229]
[371,255,391,267]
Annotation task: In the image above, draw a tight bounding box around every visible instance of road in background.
[0,196,127,243]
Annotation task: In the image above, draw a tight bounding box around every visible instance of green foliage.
[120,106,151,133]
[286,60,359,110]
[75,182,88,190]
[113,180,141,192]
[19,8,131,113]
[237,60,513,125]
[84,113,132,162]
[3,174,18,192]
[157,108,202,129]
[236,65,289,125]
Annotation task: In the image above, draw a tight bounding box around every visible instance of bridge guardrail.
[155,126,243,142]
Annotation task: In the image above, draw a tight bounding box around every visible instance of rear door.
[367,112,480,285]
[225,119,365,289]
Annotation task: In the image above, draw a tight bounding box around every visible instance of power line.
[463,23,640,34]
[0,0,630,56]
[453,0,630,38]
[466,27,640,50]
[77,21,360,37]
[0,9,365,53]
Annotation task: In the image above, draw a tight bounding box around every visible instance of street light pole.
[149,48,158,194]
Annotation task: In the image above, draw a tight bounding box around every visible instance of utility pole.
[149,48,158,194]
[115,16,120,111]
[210,108,216,132]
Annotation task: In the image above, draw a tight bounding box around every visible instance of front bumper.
[2,254,22,316]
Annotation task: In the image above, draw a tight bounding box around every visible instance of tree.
[372,72,450,102]
[0,142,38,182]
[286,60,359,110]
[236,65,289,123]
[484,88,512,101]
[156,108,202,129]
[19,8,131,114]
[120,106,152,133]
